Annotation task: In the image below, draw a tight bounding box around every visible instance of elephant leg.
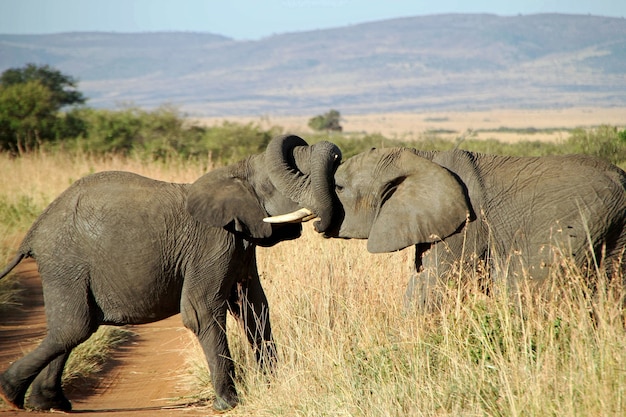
[404,243,442,311]
[181,295,238,412]
[404,267,443,312]
[0,332,91,411]
[27,352,71,411]
[228,263,276,371]
[0,272,95,411]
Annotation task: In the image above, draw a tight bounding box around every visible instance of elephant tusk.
[263,208,315,223]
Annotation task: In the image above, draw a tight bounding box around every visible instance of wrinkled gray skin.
[0,134,341,412]
[326,148,626,306]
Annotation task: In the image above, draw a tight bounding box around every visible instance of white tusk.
[263,208,314,224]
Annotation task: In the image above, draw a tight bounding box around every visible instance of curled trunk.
[265,135,341,232]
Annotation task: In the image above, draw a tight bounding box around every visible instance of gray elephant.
[271,147,626,305]
[0,134,341,412]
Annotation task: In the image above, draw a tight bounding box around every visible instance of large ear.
[367,152,470,253]
[186,170,272,239]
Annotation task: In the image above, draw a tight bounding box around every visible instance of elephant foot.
[27,388,72,412]
[0,376,25,410]
[213,394,237,412]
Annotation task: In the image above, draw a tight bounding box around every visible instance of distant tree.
[0,63,86,109]
[308,109,343,132]
[0,64,87,152]
[0,80,56,152]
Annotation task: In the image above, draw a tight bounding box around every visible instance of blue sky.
[0,0,623,39]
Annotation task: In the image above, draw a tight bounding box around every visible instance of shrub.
[53,107,284,166]
[196,121,283,164]
[0,81,56,153]
[564,125,626,166]
[308,109,343,132]
[0,64,87,153]
[64,106,189,155]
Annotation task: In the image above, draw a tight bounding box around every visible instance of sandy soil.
[0,260,216,416]
[195,107,626,143]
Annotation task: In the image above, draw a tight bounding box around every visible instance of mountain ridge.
[1,13,625,116]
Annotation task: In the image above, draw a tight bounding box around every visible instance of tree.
[0,64,87,152]
[0,80,57,152]
[0,63,85,109]
[308,109,343,132]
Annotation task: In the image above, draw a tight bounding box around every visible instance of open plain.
[198,107,626,143]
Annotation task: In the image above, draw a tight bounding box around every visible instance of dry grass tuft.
[62,327,136,387]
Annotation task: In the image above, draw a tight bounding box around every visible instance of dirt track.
[0,260,217,416]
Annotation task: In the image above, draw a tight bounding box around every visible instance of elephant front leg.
[404,243,453,312]
[181,300,238,411]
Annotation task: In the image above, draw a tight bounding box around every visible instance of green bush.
[303,125,626,163]
[0,81,56,152]
[0,64,87,153]
[63,106,189,155]
[0,195,43,233]
[308,109,342,132]
[564,125,626,166]
[50,106,285,165]
[317,133,407,159]
[460,138,563,157]
[197,121,283,164]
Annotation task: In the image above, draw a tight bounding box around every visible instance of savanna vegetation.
[1,64,626,415]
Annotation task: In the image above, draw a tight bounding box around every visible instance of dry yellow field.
[197,107,626,143]
[1,148,625,416]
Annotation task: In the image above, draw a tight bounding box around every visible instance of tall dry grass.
[1,151,625,416]
[180,226,626,417]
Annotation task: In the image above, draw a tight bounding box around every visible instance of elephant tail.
[0,253,25,280]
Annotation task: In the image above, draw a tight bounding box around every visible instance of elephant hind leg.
[0,337,79,410]
[27,352,72,411]
[0,323,97,410]
[0,271,97,410]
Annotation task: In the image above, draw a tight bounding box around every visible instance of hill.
[1,13,625,116]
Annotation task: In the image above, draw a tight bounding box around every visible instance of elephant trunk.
[265,134,341,232]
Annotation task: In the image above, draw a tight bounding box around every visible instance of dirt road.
[0,260,217,416]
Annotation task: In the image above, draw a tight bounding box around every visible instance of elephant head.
[186,134,341,244]
[325,147,470,253]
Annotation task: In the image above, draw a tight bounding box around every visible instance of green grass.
[0,194,44,234]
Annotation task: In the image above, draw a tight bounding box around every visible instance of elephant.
[270,147,626,306]
[0,134,341,412]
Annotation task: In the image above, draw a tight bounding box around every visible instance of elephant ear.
[186,170,272,239]
[367,151,470,253]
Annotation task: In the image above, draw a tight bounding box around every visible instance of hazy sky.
[0,0,623,39]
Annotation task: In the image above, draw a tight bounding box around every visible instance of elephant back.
[19,171,188,259]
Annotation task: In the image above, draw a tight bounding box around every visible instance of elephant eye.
[335,184,344,193]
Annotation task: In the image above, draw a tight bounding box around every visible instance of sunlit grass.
[198,230,625,416]
[62,326,136,387]
[1,140,625,416]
